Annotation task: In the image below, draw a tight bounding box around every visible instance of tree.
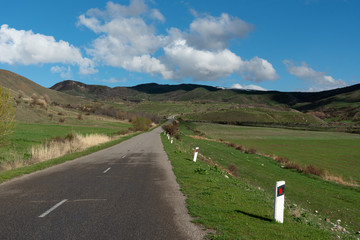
[0,86,16,146]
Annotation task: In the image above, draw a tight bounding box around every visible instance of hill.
[0,69,91,123]
[0,69,87,106]
[51,79,360,124]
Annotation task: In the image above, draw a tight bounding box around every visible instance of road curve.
[0,127,205,240]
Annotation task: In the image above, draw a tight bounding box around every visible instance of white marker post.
[193,147,199,162]
[167,134,170,140]
[274,181,285,223]
[171,138,173,144]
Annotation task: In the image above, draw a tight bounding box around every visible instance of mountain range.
[1,69,360,123]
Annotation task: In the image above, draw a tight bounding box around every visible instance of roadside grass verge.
[161,128,360,239]
[161,134,340,239]
[192,122,360,184]
[0,132,138,184]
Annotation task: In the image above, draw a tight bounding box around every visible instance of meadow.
[0,121,131,169]
[191,122,360,184]
[161,122,360,239]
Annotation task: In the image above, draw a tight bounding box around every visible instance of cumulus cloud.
[0,24,97,74]
[164,39,242,80]
[284,60,347,91]
[186,13,254,50]
[123,54,173,79]
[230,83,267,91]
[78,0,277,83]
[78,0,167,78]
[240,57,278,82]
[164,40,277,82]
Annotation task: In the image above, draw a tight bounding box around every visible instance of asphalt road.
[0,127,205,240]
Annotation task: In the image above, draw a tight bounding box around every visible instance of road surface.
[0,127,204,240]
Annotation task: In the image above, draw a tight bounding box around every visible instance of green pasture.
[192,123,360,183]
[182,107,324,126]
[0,121,131,164]
[161,125,360,239]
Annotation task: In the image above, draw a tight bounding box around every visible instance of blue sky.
[0,0,359,92]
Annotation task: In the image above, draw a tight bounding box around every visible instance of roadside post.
[274,181,285,223]
[171,138,173,144]
[193,147,199,162]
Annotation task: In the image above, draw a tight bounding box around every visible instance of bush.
[18,90,24,99]
[43,94,51,104]
[131,116,152,131]
[162,121,179,136]
[0,86,16,146]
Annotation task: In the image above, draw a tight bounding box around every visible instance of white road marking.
[122,155,126,159]
[72,199,107,202]
[103,167,111,174]
[38,199,68,218]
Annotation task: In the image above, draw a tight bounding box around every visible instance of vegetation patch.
[192,122,360,184]
[161,133,348,239]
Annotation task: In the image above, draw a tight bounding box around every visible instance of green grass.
[192,123,360,183]
[161,132,357,239]
[0,121,131,164]
[182,107,324,126]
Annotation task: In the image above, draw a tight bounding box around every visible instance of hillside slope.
[0,69,87,105]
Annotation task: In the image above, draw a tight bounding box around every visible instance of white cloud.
[150,9,165,22]
[0,24,96,74]
[284,60,347,91]
[50,66,72,79]
[78,1,277,83]
[123,54,173,79]
[230,83,267,91]
[164,39,241,80]
[240,57,279,82]
[78,1,165,71]
[164,40,277,82]
[186,13,254,50]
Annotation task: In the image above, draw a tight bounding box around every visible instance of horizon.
[3,68,359,94]
[1,0,359,92]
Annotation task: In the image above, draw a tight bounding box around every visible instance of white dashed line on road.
[103,167,111,174]
[38,199,68,218]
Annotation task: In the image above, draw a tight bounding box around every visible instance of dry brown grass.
[244,148,257,154]
[31,133,111,163]
[304,164,324,177]
[274,156,290,164]
[284,162,303,172]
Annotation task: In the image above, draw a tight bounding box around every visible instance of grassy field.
[161,123,360,239]
[0,121,131,166]
[191,122,360,184]
[182,107,324,126]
